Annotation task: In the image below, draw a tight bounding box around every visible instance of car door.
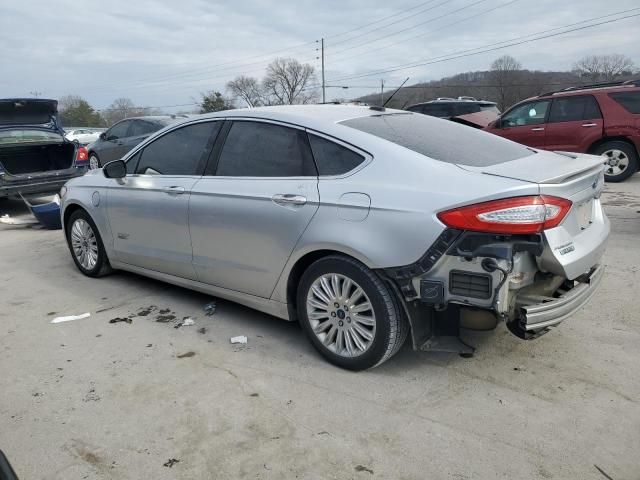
[105,120,222,279]
[489,100,551,148]
[189,119,319,298]
[544,95,603,152]
[99,120,133,162]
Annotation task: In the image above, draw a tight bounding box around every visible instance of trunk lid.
[0,99,62,133]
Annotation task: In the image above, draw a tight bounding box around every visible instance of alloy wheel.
[603,149,629,177]
[89,155,100,170]
[306,273,376,357]
[70,218,99,271]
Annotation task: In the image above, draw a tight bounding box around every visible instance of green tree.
[200,91,234,113]
[59,95,103,127]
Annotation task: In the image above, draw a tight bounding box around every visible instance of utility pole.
[321,38,326,104]
[380,79,385,105]
[30,91,42,98]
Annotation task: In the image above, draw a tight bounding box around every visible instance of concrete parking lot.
[1,177,639,480]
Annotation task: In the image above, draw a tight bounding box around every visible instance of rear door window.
[609,91,640,114]
[308,134,365,176]
[548,95,602,123]
[215,121,316,177]
[135,121,220,175]
[340,113,533,167]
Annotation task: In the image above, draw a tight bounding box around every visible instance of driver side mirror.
[99,132,106,140]
[103,159,126,179]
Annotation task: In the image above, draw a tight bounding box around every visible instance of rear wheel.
[88,153,101,170]
[593,141,638,182]
[65,210,112,277]
[297,255,408,370]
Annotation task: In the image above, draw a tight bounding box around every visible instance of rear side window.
[308,134,365,176]
[135,122,220,175]
[548,95,601,123]
[453,104,481,116]
[421,104,454,117]
[216,122,316,177]
[609,91,640,114]
[340,113,533,167]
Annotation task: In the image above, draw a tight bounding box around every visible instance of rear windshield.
[0,129,63,145]
[609,91,640,114]
[340,113,533,166]
[480,104,500,113]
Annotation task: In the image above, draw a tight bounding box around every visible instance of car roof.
[536,79,640,99]
[407,100,496,107]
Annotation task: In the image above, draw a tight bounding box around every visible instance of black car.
[406,97,500,118]
[87,116,182,169]
[0,98,86,198]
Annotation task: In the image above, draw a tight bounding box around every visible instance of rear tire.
[65,209,113,277]
[593,141,638,182]
[297,255,408,370]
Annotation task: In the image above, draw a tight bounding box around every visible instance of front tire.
[593,141,638,182]
[297,255,408,370]
[65,210,112,277]
[88,153,101,170]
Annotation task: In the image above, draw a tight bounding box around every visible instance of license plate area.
[574,199,594,230]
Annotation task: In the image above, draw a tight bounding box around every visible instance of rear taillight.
[75,146,88,163]
[437,195,572,234]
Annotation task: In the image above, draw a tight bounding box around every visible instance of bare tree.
[573,54,635,82]
[226,75,264,107]
[262,58,318,105]
[490,55,523,111]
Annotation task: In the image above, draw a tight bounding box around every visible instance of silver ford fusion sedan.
[60,105,609,370]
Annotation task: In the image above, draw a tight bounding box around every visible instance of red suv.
[485,80,640,182]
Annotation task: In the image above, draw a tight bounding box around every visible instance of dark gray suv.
[87,116,181,169]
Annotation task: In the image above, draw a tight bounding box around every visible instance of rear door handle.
[272,194,307,206]
[581,123,597,127]
[531,127,545,131]
[163,186,186,195]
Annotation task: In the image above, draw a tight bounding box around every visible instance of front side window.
[308,134,365,176]
[135,121,220,175]
[501,100,551,127]
[609,91,640,114]
[106,121,130,140]
[548,95,601,123]
[216,122,316,177]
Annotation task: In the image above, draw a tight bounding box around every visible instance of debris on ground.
[594,465,615,480]
[109,317,132,325]
[136,306,157,316]
[155,314,176,323]
[0,214,39,225]
[163,458,180,468]
[83,386,100,402]
[197,327,207,334]
[355,465,374,475]
[176,351,196,359]
[203,301,217,316]
[230,335,247,344]
[51,312,91,324]
[174,317,195,328]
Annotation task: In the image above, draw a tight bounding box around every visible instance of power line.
[329,0,521,63]
[329,0,490,56]
[328,10,640,83]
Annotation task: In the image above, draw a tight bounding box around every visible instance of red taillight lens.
[75,147,88,163]
[437,195,572,234]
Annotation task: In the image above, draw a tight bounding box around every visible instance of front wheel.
[297,255,408,370]
[593,141,639,182]
[88,154,101,170]
[65,210,112,277]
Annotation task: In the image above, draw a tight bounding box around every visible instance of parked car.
[61,106,608,370]
[0,98,88,199]
[406,97,500,128]
[485,79,640,182]
[87,116,182,170]
[64,128,102,145]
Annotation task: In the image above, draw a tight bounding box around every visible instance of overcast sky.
[1,0,638,111]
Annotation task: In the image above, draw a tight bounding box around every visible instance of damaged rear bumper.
[516,264,604,333]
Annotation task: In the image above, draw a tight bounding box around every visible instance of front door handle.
[272,194,307,206]
[581,123,597,128]
[531,127,545,131]
[163,186,186,195]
